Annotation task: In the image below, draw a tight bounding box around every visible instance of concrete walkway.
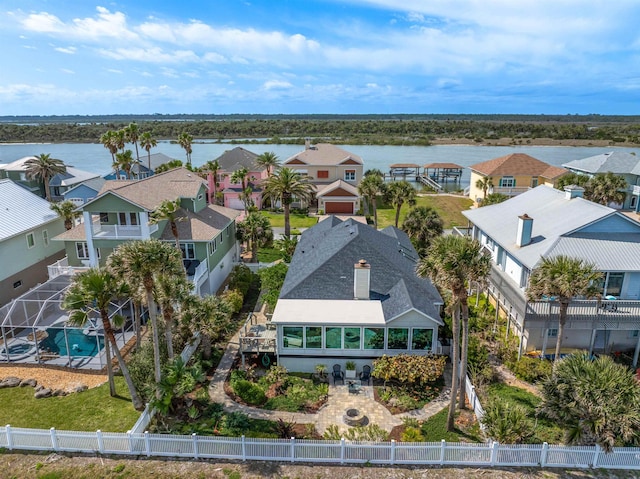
[208,322,453,433]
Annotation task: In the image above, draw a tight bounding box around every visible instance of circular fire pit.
[343,408,368,427]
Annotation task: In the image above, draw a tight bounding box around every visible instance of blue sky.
[1,1,640,115]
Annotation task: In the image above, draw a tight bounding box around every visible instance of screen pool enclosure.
[0,274,136,369]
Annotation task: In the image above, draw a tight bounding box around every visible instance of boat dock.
[385,162,464,192]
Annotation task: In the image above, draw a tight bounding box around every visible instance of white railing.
[465,375,485,421]
[631,184,640,196]
[47,257,89,279]
[0,427,637,469]
[91,223,158,239]
[190,260,208,285]
[492,186,530,196]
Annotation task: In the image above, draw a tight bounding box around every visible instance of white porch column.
[83,211,98,267]
[139,211,151,239]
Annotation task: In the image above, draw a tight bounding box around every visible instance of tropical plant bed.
[374,378,444,414]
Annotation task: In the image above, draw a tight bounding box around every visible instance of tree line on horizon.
[1,117,640,145]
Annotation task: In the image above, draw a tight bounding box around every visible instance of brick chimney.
[516,214,533,247]
[354,259,370,300]
[305,137,311,150]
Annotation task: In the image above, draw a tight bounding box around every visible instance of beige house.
[316,180,361,214]
[469,153,568,205]
[283,142,364,187]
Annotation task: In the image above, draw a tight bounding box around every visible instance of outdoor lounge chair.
[359,364,371,385]
[332,364,344,385]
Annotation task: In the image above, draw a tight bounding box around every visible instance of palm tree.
[384,180,417,228]
[416,235,491,430]
[230,166,249,190]
[50,200,80,230]
[586,172,627,206]
[539,353,640,452]
[555,172,590,191]
[401,206,444,256]
[481,193,509,206]
[177,132,193,166]
[100,131,119,164]
[107,240,185,389]
[24,153,67,201]
[475,176,494,202]
[527,256,602,362]
[256,151,280,177]
[124,122,141,161]
[114,149,135,179]
[358,173,385,228]
[150,199,184,251]
[202,159,221,204]
[180,294,232,359]
[139,131,157,174]
[274,235,298,262]
[262,167,315,237]
[155,274,192,360]
[113,129,126,152]
[62,268,144,410]
[237,211,273,261]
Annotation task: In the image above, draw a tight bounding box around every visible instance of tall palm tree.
[230,166,249,190]
[527,256,602,362]
[50,200,81,230]
[114,149,135,179]
[139,131,157,175]
[202,160,221,205]
[62,268,144,410]
[358,174,385,229]
[107,240,185,389]
[416,235,491,430]
[177,132,193,166]
[237,211,273,261]
[113,129,126,152]
[24,153,67,201]
[256,151,280,177]
[262,167,315,237]
[384,180,417,228]
[155,274,192,360]
[586,172,627,206]
[401,206,444,256]
[124,122,141,161]
[150,199,184,251]
[475,176,494,202]
[100,131,119,165]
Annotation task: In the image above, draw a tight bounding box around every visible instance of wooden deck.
[238,307,277,354]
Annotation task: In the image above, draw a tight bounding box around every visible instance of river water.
[1,142,638,190]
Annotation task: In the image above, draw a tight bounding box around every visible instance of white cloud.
[54,46,77,54]
[60,68,75,74]
[98,47,200,63]
[106,69,123,74]
[263,80,293,90]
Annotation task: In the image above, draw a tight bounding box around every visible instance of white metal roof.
[546,233,640,271]
[0,179,59,241]
[271,299,385,325]
[463,185,616,269]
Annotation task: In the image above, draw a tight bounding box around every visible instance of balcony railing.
[91,223,158,239]
[492,186,531,196]
[632,185,640,196]
[526,299,640,322]
[47,257,89,279]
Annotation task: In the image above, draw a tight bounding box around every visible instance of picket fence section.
[465,375,485,421]
[1,427,639,469]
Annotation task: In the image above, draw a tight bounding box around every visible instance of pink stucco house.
[208,147,267,210]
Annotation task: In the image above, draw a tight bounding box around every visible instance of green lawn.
[420,408,482,442]
[376,194,473,230]
[486,383,564,444]
[261,212,319,228]
[257,247,284,263]
[0,377,139,432]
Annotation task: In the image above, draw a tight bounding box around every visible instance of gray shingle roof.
[214,147,261,172]
[0,179,60,241]
[280,218,443,323]
[49,166,100,187]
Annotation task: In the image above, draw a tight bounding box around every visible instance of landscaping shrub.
[221,288,244,314]
[258,263,288,309]
[402,427,424,442]
[223,412,251,435]
[228,264,255,296]
[481,398,534,444]
[232,379,267,406]
[372,354,446,385]
[509,356,552,382]
[323,424,389,441]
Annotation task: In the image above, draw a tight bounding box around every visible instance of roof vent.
[564,185,584,200]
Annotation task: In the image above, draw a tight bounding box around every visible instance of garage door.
[227,198,245,210]
[325,201,354,214]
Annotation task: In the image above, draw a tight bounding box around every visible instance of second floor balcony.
[90,222,158,240]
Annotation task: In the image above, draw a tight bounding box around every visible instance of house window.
[629,330,639,339]
[305,326,322,349]
[226,225,231,237]
[412,329,433,350]
[499,176,515,188]
[13,280,22,289]
[118,212,138,226]
[198,194,203,201]
[283,326,303,348]
[76,242,100,260]
[344,170,356,181]
[388,328,408,349]
[325,327,342,349]
[208,238,217,255]
[604,272,624,297]
[180,243,196,259]
[317,170,329,179]
[42,230,49,247]
[531,177,538,188]
[363,328,384,350]
[26,233,35,249]
[547,328,558,337]
[344,327,361,349]
[99,212,109,224]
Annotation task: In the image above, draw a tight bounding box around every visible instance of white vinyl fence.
[1,427,639,469]
[465,375,485,421]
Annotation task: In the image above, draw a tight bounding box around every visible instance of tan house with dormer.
[283,142,364,187]
[469,153,568,205]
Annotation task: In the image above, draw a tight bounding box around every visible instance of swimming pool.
[42,328,105,357]
[0,340,37,360]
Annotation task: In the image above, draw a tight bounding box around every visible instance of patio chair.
[359,364,371,385]
[332,364,344,385]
